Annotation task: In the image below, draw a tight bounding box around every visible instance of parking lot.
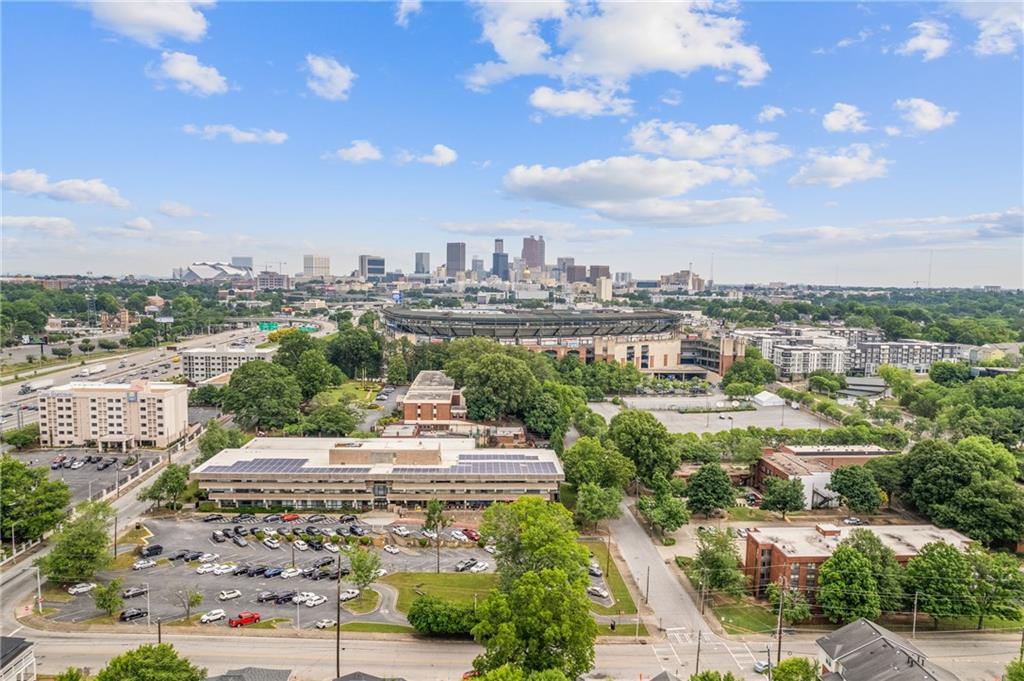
[589,397,824,434]
[7,449,163,503]
[49,515,497,629]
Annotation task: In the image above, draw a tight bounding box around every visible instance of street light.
[20,566,42,614]
[145,583,150,627]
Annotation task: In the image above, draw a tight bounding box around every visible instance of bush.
[197,501,215,512]
[359,536,372,545]
[418,538,429,548]
[407,596,479,636]
[1,423,40,450]
[611,396,623,405]
[661,537,677,546]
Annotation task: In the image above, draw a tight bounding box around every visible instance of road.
[357,386,407,431]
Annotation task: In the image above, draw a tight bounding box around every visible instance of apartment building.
[302,254,330,278]
[190,437,564,510]
[847,340,967,375]
[255,270,292,291]
[38,381,189,450]
[771,344,846,379]
[358,255,386,282]
[181,346,277,383]
[400,371,467,427]
[745,523,972,599]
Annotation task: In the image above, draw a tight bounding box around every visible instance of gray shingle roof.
[205,667,292,681]
[816,619,960,681]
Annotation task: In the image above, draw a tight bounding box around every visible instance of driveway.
[357,386,407,431]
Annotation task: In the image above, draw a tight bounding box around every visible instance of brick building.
[400,371,467,427]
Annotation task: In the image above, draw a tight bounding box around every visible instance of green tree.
[358,310,378,329]
[817,546,881,623]
[138,464,190,509]
[349,547,383,592]
[724,381,756,399]
[827,466,882,515]
[472,568,597,678]
[965,546,1024,630]
[878,364,914,398]
[294,349,344,400]
[1006,660,1024,681]
[408,595,478,636]
[1,424,40,450]
[765,583,812,625]
[685,464,734,518]
[94,643,205,681]
[78,340,95,354]
[97,338,119,351]
[759,478,805,519]
[37,500,113,583]
[93,577,124,616]
[387,354,409,384]
[928,361,970,386]
[607,409,677,485]
[196,420,246,463]
[300,403,359,436]
[480,496,589,590]
[691,528,746,597]
[721,357,776,388]
[839,529,904,613]
[560,437,635,491]
[463,354,541,421]
[55,669,87,681]
[771,657,818,681]
[688,673,741,681]
[51,346,72,359]
[0,455,70,541]
[477,666,569,681]
[903,542,973,626]
[573,483,622,530]
[176,587,204,620]
[864,456,903,510]
[326,327,382,378]
[221,360,302,429]
[424,498,451,574]
[188,384,222,407]
[273,331,318,371]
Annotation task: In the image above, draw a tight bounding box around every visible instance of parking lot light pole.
[336,555,342,679]
[20,567,42,614]
[145,583,150,627]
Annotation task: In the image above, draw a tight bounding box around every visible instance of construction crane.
[263,261,287,273]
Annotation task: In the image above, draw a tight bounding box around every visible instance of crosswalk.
[650,627,768,679]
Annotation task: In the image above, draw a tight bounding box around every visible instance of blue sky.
[2,1,1022,286]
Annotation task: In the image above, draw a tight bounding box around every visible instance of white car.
[200,608,226,624]
[324,543,339,554]
[263,538,280,549]
[306,594,328,607]
[392,526,411,537]
[315,618,338,629]
[196,563,217,574]
[198,553,219,563]
[132,558,156,570]
[217,589,242,601]
[280,568,302,579]
[450,530,467,542]
[587,586,610,599]
[384,544,400,555]
[67,582,97,595]
[262,528,278,536]
[483,545,496,554]
[213,563,235,575]
[293,540,309,551]
[70,460,85,470]
[374,568,388,578]
[421,529,437,540]
[470,561,489,573]
[292,592,317,605]
[338,589,360,602]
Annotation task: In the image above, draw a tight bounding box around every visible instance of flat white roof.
[750,524,972,559]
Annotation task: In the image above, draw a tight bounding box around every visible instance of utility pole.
[336,555,342,679]
[912,592,919,639]
[695,630,702,675]
[776,577,785,665]
[157,619,162,644]
[765,645,773,681]
[645,565,650,605]
[113,516,118,558]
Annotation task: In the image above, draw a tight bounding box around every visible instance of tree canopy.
[607,409,677,485]
[221,360,302,430]
[1,455,70,542]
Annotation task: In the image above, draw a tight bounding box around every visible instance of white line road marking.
[743,643,759,663]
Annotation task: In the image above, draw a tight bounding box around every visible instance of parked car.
[263,567,284,578]
[256,591,278,603]
[213,563,235,576]
[122,585,149,599]
[247,565,268,577]
[374,568,387,578]
[586,586,610,599]
[198,553,219,564]
[211,531,226,543]
[339,514,357,523]
[589,565,603,578]
[132,558,156,570]
[384,544,400,555]
[454,558,478,572]
[315,618,338,629]
[469,561,489,573]
[450,530,467,542]
[232,564,251,576]
[203,514,225,523]
[309,540,324,551]
[199,608,226,624]
[462,528,480,542]
[263,538,280,549]
[218,589,242,602]
[324,542,339,554]
[392,525,411,537]
[69,460,85,470]
[196,563,217,575]
[312,557,334,568]
[67,582,97,595]
[281,513,301,522]
[293,540,309,551]
[234,526,249,537]
[231,513,256,522]
[292,592,317,605]
[484,545,497,555]
[185,550,204,562]
[306,595,328,607]
[119,608,147,622]
[232,535,249,548]
[264,514,282,523]
[280,568,302,579]
[229,611,261,628]
[338,589,360,602]
[421,529,437,540]
[753,661,772,674]
[349,526,366,537]
[140,544,163,558]
[222,528,236,539]
[275,591,298,604]
[307,514,327,523]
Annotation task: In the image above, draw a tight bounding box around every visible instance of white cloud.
[503,155,780,227]
[323,140,383,163]
[95,216,155,238]
[757,105,785,123]
[896,20,952,61]
[158,200,201,217]
[401,144,458,167]
[529,86,633,117]
[822,103,870,133]
[628,120,791,167]
[789,144,890,188]
[660,89,683,106]
[183,123,288,144]
[953,2,1023,56]
[894,97,958,131]
[440,218,631,241]
[0,169,130,208]
[885,126,902,136]
[836,28,872,48]
[148,51,227,96]
[395,0,422,27]
[2,216,77,237]
[305,54,356,101]
[467,2,769,117]
[85,1,214,48]
[123,216,153,232]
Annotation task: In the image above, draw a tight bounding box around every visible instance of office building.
[555,257,575,275]
[190,437,564,510]
[521,235,545,268]
[414,252,431,274]
[615,272,633,284]
[471,256,485,278]
[38,381,189,450]
[358,255,386,282]
[302,254,330,278]
[745,523,971,599]
[181,346,277,383]
[587,265,611,285]
[0,636,36,681]
[753,452,840,510]
[566,265,588,283]
[660,269,705,293]
[595,277,613,301]
[446,242,466,275]
[401,371,467,427]
[492,251,510,281]
[494,238,504,254]
[231,256,254,269]
[679,332,747,375]
[255,270,292,290]
[816,619,962,681]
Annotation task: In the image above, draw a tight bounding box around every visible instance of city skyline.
[2,1,1022,287]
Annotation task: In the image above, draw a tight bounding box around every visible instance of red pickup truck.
[229,611,261,628]
[462,528,481,542]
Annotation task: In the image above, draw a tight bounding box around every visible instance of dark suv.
[119,608,147,622]
[455,558,478,572]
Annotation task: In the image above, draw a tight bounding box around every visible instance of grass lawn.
[41,585,74,603]
[343,588,380,615]
[82,614,118,625]
[339,622,415,634]
[39,607,58,617]
[317,381,380,407]
[727,506,772,522]
[598,622,648,637]
[248,617,290,629]
[581,540,637,616]
[118,525,151,546]
[714,600,777,635]
[165,613,204,627]
[381,572,498,613]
